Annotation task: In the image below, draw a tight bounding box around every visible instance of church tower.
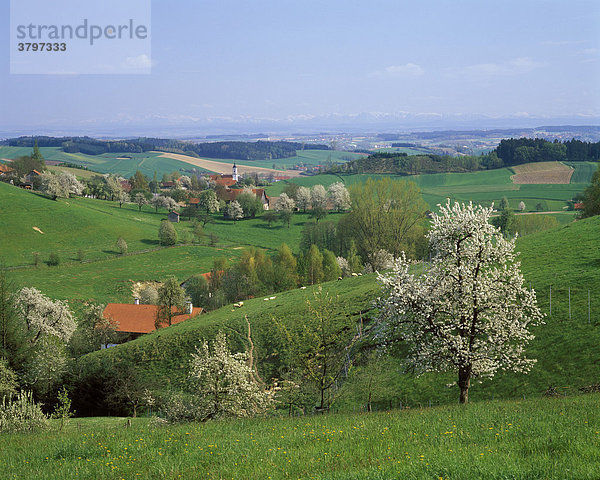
[232,163,239,182]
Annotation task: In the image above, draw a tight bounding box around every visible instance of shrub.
[0,391,49,433]
[117,237,128,255]
[33,252,40,267]
[52,387,74,430]
[47,252,60,266]
[159,220,178,246]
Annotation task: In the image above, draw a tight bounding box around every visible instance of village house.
[221,188,270,210]
[102,301,202,344]
[168,211,180,223]
[0,164,14,177]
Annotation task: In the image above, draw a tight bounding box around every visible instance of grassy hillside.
[74,216,600,411]
[2,395,599,479]
[1,182,320,303]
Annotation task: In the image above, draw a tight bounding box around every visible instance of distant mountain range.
[0,112,598,139]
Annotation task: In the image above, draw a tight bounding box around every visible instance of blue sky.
[1,0,598,133]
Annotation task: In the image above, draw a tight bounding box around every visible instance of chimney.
[186,301,193,314]
[134,297,140,305]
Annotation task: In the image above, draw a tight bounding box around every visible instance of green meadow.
[1,395,599,479]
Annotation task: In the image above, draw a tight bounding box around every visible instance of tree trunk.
[458,365,472,404]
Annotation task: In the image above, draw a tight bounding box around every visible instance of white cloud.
[581,48,599,55]
[370,63,425,78]
[123,54,154,69]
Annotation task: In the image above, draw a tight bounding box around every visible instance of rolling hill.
[72,215,600,414]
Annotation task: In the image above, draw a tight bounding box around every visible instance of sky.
[0,0,599,135]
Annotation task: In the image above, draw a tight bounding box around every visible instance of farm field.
[154,152,300,177]
[46,165,97,179]
[265,149,366,169]
[376,146,433,155]
[0,145,362,178]
[510,161,574,184]
[1,395,599,479]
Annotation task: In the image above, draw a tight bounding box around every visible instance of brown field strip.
[154,152,301,177]
[510,162,573,184]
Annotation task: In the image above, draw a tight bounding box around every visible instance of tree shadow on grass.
[141,239,159,245]
[252,223,285,230]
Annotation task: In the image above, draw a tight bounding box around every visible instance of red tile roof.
[222,188,268,202]
[103,304,202,334]
[0,164,13,173]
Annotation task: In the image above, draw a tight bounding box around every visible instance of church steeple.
[232,163,239,182]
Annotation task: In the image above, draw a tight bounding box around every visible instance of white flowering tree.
[311,185,328,210]
[198,189,220,213]
[275,193,296,228]
[40,172,84,200]
[13,287,76,398]
[296,186,311,212]
[13,287,76,345]
[377,201,544,404]
[151,195,179,213]
[328,182,351,212]
[189,331,272,421]
[226,200,244,222]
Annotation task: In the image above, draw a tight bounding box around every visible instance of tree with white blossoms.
[40,172,84,200]
[134,192,149,212]
[296,186,311,212]
[116,190,129,208]
[518,201,526,212]
[275,193,296,228]
[189,331,272,421]
[311,185,328,210]
[226,200,244,222]
[198,189,220,214]
[327,182,351,212]
[151,194,179,213]
[13,287,76,345]
[377,200,544,404]
[13,288,76,398]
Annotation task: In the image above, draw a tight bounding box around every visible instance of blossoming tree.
[189,331,272,420]
[377,201,544,404]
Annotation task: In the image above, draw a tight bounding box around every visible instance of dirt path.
[154,152,301,177]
